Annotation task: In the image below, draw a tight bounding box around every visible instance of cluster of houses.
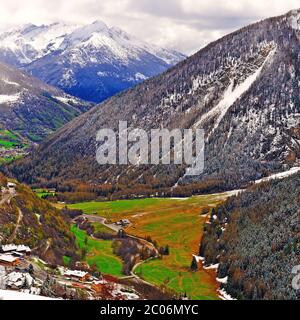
[0,244,41,294]
[59,267,139,300]
[0,268,36,291]
[0,244,31,267]
[0,243,140,299]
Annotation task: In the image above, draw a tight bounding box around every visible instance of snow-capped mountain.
[0,21,185,103]
[9,10,300,192]
[0,62,92,141]
[0,22,79,65]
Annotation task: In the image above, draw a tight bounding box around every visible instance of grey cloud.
[0,0,299,54]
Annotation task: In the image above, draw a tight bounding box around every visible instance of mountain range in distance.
[9,9,300,195]
[0,21,186,103]
[0,61,92,144]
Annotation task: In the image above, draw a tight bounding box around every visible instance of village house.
[0,254,21,267]
[1,244,31,256]
[7,182,16,194]
[63,269,90,282]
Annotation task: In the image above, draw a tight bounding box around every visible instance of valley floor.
[68,192,236,300]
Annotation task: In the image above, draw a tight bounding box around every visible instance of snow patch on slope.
[0,93,20,104]
[195,48,276,138]
[54,95,81,105]
[1,78,20,86]
[255,167,300,184]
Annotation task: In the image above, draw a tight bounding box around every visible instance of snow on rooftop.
[203,263,219,270]
[0,254,19,263]
[16,245,31,253]
[0,289,56,300]
[218,289,237,301]
[2,244,17,252]
[2,244,31,253]
[217,276,228,284]
[64,269,88,278]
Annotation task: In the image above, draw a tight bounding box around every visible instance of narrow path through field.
[9,207,23,242]
[81,214,122,232]
[79,213,159,286]
[1,190,22,242]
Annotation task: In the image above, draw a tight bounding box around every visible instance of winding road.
[1,188,23,242]
[78,213,159,284]
[9,207,23,242]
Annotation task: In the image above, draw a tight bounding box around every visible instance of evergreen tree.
[190,256,198,272]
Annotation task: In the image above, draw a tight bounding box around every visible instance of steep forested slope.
[200,174,300,300]
[0,173,77,264]
[0,62,92,142]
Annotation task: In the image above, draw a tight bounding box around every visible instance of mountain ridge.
[0,21,185,103]
[0,61,92,143]
[6,9,300,195]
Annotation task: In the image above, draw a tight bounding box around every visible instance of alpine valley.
[10,9,300,194]
[0,8,299,302]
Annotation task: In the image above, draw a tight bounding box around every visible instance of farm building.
[7,182,16,194]
[63,270,90,282]
[7,182,16,189]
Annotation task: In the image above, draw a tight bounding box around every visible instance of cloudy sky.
[0,0,299,55]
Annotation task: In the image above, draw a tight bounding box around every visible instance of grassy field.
[68,198,165,220]
[33,189,56,198]
[70,225,123,278]
[0,129,27,164]
[91,222,115,235]
[69,194,228,299]
[0,129,24,149]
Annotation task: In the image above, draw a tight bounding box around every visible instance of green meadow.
[0,129,24,149]
[70,225,123,278]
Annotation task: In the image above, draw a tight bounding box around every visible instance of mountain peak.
[0,20,185,102]
[91,20,108,30]
[59,20,110,48]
